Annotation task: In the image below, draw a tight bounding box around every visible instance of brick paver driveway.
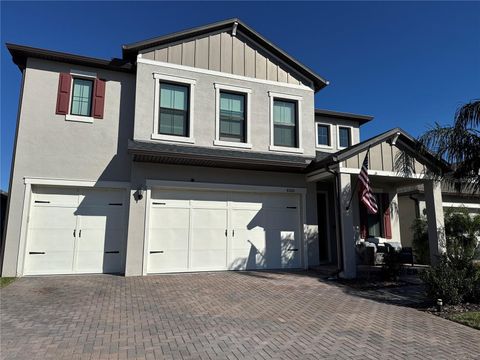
[1,272,479,360]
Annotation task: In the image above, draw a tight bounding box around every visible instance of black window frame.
[338,126,352,148]
[316,124,331,147]
[158,81,190,137]
[219,90,246,143]
[70,77,94,117]
[273,98,298,148]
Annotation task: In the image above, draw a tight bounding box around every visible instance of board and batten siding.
[344,143,427,174]
[140,30,309,87]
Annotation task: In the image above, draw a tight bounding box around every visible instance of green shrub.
[420,254,480,305]
[382,249,402,280]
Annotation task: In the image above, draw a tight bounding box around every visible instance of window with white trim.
[214,83,252,149]
[268,92,303,153]
[152,73,196,143]
[70,78,94,117]
[338,126,352,148]
[273,99,297,147]
[316,123,331,147]
[159,82,189,137]
[219,91,245,142]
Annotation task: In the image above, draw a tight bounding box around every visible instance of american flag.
[359,152,378,214]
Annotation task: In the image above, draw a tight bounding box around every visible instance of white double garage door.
[146,188,303,273]
[23,186,127,275]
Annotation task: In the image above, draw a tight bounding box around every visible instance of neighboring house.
[1,18,455,279]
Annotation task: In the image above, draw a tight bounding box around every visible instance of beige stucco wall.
[2,58,135,276]
[134,61,316,156]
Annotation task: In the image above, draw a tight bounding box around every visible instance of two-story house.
[1,19,452,279]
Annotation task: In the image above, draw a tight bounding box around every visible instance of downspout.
[326,166,344,276]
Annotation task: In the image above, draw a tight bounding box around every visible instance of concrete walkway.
[1,271,479,359]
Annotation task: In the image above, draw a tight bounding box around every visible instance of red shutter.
[56,73,71,115]
[359,192,368,239]
[382,193,392,239]
[92,78,106,119]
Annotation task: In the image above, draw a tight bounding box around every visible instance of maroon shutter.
[382,193,392,239]
[359,192,368,239]
[92,78,106,119]
[56,73,72,115]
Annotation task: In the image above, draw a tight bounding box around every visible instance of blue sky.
[1,1,479,191]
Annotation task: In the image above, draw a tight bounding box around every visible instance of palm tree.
[419,99,480,192]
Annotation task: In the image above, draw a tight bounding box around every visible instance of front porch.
[307,128,449,278]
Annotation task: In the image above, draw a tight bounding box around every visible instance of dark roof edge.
[122,18,329,92]
[315,108,374,125]
[6,43,134,73]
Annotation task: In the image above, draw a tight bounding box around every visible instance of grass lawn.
[449,312,480,330]
[0,277,16,288]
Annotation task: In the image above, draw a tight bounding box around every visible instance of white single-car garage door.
[23,186,127,275]
[147,188,302,273]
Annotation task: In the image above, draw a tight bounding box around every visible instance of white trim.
[268,92,303,153]
[152,73,196,143]
[315,122,333,149]
[142,187,152,276]
[213,140,252,149]
[70,69,97,79]
[339,167,426,179]
[214,83,252,93]
[137,57,314,92]
[65,114,94,123]
[269,145,304,154]
[151,133,196,144]
[214,83,252,147]
[153,72,197,85]
[443,202,480,209]
[337,125,353,150]
[268,91,303,101]
[24,177,131,189]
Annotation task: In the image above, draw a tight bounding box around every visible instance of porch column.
[338,173,356,278]
[424,180,446,264]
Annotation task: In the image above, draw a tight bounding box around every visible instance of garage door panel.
[24,186,127,275]
[149,228,189,250]
[150,208,189,228]
[148,251,188,273]
[147,188,303,273]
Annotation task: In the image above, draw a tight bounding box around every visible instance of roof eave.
[6,43,134,73]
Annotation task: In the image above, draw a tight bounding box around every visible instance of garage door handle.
[29,251,45,255]
[232,229,235,237]
[287,249,299,252]
[150,251,164,254]
[79,230,81,238]
[105,251,119,254]
[73,229,76,237]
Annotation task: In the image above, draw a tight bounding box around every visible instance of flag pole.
[345,147,370,211]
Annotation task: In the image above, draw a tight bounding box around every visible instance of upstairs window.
[70,78,94,117]
[316,123,331,147]
[338,126,352,148]
[55,72,106,123]
[219,91,245,143]
[273,99,297,148]
[159,82,189,137]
